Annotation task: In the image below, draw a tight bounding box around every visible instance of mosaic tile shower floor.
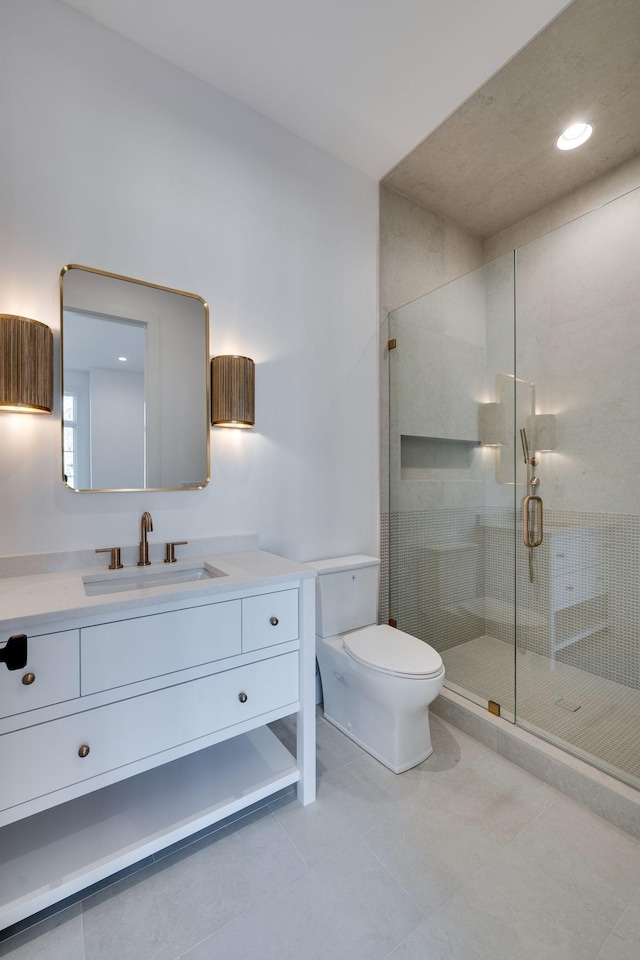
[441,635,640,786]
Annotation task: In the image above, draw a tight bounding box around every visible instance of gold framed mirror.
[60,264,210,492]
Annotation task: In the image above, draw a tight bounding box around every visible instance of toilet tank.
[305,555,380,638]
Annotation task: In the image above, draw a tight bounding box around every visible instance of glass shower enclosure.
[388,187,640,790]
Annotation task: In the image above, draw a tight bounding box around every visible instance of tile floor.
[2,709,640,960]
[442,635,640,785]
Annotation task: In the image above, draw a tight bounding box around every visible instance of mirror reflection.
[61,265,209,492]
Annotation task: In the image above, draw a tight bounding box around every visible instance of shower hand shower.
[520,428,538,467]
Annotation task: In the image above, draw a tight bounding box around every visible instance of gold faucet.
[138,512,153,566]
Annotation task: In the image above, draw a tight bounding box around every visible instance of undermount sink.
[83,563,225,597]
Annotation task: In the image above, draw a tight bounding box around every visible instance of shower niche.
[400,436,479,482]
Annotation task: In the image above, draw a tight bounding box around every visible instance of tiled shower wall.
[389,505,640,689]
[388,508,486,652]
[379,185,485,625]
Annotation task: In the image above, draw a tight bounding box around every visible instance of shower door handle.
[523,495,543,548]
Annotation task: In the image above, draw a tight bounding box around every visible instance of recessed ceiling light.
[118,356,127,362]
[556,122,593,151]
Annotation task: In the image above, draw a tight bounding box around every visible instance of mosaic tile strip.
[389,507,640,690]
[389,508,488,652]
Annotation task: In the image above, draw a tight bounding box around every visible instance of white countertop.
[0,550,316,634]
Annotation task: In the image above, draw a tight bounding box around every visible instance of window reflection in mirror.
[60,265,210,492]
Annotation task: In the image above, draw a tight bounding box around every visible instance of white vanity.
[0,546,316,930]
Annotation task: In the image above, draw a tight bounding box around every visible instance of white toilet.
[307,555,444,774]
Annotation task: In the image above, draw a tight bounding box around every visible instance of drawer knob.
[78,744,90,758]
[270,617,279,626]
[238,692,248,703]
[21,672,36,686]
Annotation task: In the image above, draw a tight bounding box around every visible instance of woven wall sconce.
[211,355,255,428]
[0,315,54,414]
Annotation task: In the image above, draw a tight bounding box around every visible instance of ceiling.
[383,0,640,237]
[59,0,572,181]
[64,312,146,374]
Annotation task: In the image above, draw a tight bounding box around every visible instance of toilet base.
[322,710,434,774]
[316,633,443,776]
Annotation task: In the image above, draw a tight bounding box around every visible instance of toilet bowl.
[306,556,444,774]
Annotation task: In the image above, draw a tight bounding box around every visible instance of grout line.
[590,893,640,960]
[360,836,427,920]
[173,870,305,960]
[267,806,314,874]
[380,919,429,960]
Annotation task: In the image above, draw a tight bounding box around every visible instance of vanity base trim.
[0,726,297,931]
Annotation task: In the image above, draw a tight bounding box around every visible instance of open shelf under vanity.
[0,727,297,930]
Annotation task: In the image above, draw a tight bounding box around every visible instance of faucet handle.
[165,541,188,564]
[96,547,123,570]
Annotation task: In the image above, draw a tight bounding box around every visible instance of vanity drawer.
[0,651,298,814]
[551,566,606,610]
[81,600,241,695]
[0,630,79,720]
[242,589,298,652]
[549,532,605,574]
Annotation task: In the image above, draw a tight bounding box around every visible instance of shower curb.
[432,688,640,841]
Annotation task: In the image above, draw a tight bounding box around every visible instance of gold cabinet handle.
[270,617,279,626]
[238,692,248,703]
[21,672,36,686]
[78,744,90,758]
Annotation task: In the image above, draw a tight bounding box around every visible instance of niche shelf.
[400,435,479,481]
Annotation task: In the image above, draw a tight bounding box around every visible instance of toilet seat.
[343,625,443,679]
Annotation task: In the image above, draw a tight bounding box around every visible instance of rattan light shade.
[211,355,255,428]
[0,315,53,414]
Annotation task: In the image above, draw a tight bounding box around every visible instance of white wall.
[0,0,379,562]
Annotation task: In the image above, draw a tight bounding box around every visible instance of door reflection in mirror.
[63,310,146,489]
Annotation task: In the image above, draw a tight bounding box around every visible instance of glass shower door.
[388,253,518,717]
[388,188,640,790]
[514,188,640,789]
